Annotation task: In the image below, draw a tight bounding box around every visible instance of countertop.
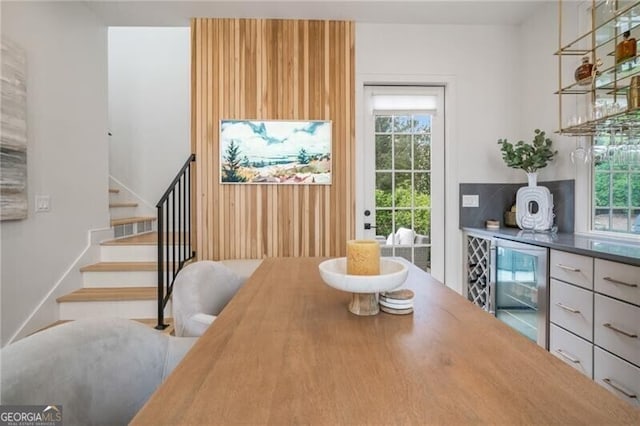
[131,258,640,424]
[463,227,640,266]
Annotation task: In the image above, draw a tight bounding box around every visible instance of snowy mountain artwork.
[220,120,331,184]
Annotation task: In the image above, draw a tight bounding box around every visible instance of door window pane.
[415,173,431,201]
[394,173,412,207]
[375,116,392,133]
[376,173,392,206]
[412,115,431,132]
[375,135,392,169]
[414,135,431,171]
[394,135,411,170]
[393,115,412,133]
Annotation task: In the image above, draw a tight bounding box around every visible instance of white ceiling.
[83,0,552,27]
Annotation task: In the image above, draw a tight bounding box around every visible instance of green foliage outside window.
[375,187,430,238]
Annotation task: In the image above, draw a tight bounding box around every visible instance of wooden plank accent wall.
[191,19,355,260]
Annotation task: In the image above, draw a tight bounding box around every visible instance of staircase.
[54,188,174,333]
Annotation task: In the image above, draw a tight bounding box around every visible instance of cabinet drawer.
[595,259,640,306]
[550,324,593,378]
[594,347,640,407]
[594,294,640,366]
[550,279,593,341]
[550,250,593,290]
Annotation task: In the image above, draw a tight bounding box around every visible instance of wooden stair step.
[109,202,138,208]
[101,232,188,246]
[109,188,120,194]
[30,318,174,336]
[110,216,156,227]
[80,261,165,272]
[56,287,157,303]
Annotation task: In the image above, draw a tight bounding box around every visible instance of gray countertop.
[463,227,640,266]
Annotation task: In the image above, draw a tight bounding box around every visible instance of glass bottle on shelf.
[615,30,637,65]
[574,56,595,86]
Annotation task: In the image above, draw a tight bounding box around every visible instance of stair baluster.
[156,154,196,330]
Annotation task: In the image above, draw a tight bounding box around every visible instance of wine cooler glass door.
[494,240,548,348]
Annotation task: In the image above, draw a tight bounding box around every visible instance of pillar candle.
[346,240,380,275]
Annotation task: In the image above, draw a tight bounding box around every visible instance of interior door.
[362,86,445,274]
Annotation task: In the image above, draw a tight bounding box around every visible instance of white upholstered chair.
[172,260,250,337]
[0,318,196,426]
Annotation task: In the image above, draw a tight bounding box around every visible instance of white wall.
[1,1,109,345]
[108,27,190,206]
[356,23,522,292]
[518,2,577,183]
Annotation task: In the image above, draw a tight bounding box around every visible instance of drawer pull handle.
[603,378,637,399]
[603,277,638,288]
[556,263,581,272]
[555,349,580,363]
[603,323,638,338]
[555,302,581,314]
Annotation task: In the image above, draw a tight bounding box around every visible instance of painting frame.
[219,119,332,185]
[1,37,28,221]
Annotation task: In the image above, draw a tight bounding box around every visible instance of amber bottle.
[616,30,637,64]
[574,56,595,85]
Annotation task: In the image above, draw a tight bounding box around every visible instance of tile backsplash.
[459,180,575,233]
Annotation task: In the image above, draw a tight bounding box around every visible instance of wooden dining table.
[131,257,640,425]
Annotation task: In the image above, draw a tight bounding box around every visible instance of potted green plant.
[497,129,557,186]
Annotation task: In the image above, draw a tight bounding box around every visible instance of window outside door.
[362,86,445,274]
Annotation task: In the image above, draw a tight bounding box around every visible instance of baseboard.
[6,227,113,345]
[109,175,156,217]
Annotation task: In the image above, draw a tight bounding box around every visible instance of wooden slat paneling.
[191,19,355,260]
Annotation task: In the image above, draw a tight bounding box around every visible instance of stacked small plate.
[379,289,414,315]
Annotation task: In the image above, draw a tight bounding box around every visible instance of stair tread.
[30,318,174,336]
[110,216,156,226]
[102,232,189,246]
[109,202,138,208]
[80,261,167,272]
[57,287,157,302]
[109,188,120,193]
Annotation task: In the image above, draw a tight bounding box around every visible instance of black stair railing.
[155,153,196,330]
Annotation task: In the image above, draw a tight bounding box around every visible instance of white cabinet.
[549,249,640,406]
[550,323,593,378]
[594,347,640,408]
[594,294,640,367]
[550,279,593,341]
[594,259,640,306]
[550,250,593,290]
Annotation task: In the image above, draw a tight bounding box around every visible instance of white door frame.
[355,73,460,291]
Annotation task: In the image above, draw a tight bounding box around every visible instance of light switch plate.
[462,194,479,208]
[35,195,51,212]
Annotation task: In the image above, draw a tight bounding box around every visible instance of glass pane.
[611,208,629,232]
[594,172,611,207]
[376,209,393,238]
[394,135,411,170]
[393,115,412,133]
[414,208,431,237]
[375,135,392,170]
[395,173,412,207]
[611,173,629,206]
[413,115,431,133]
[594,208,610,231]
[631,174,640,206]
[395,210,412,229]
[415,173,431,201]
[375,116,392,133]
[632,208,640,234]
[376,173,392,206]
[414,135,431,170]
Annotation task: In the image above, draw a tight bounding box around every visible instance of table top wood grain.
[131,257,640,425]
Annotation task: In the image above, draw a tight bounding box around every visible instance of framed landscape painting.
[1,38,28,221]
[220,120,331,184]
